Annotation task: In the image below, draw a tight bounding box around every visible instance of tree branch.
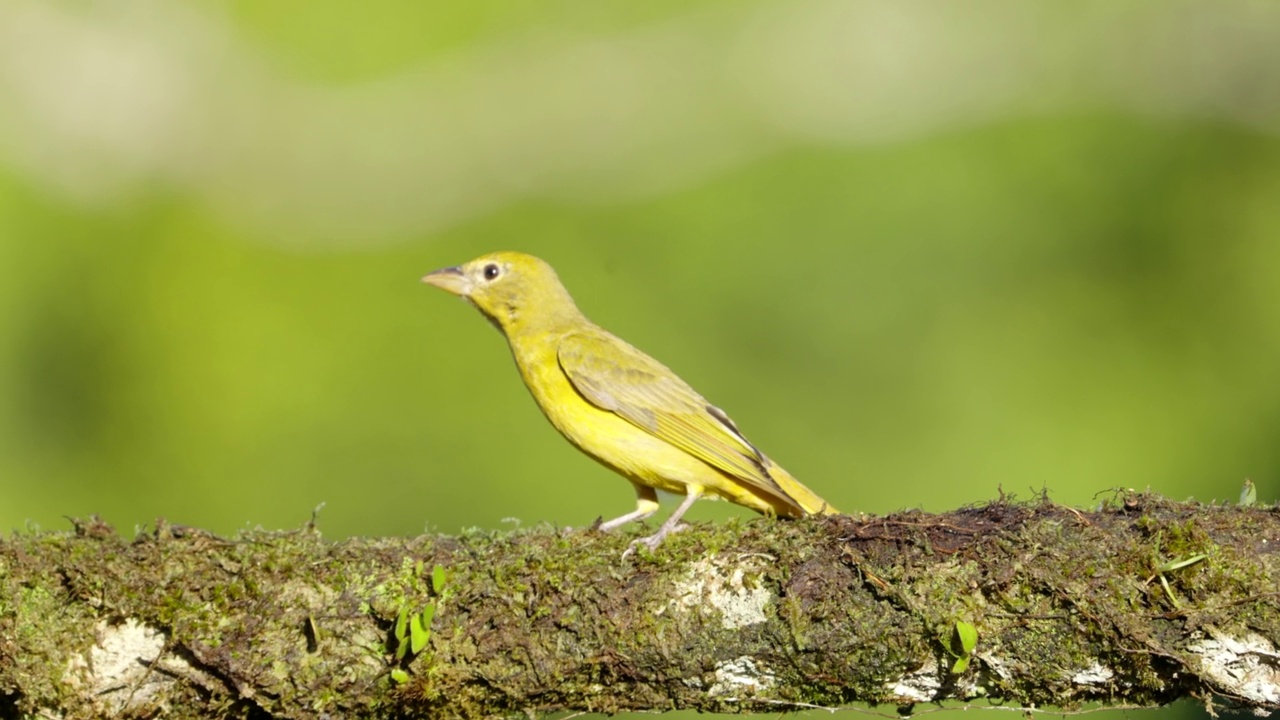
[1,493,1277,719]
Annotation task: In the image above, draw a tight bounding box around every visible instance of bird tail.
[767,462,840,517]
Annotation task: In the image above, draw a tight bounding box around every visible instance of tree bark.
[1,493,1277,719]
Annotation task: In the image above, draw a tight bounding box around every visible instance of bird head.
[421,251,581,334]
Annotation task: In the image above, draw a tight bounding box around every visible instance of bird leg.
[623,487,703,558]
[598,484,660,532]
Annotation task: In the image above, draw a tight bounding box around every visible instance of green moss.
[2,499,1277,717]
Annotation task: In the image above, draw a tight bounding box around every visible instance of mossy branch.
[1,493,1278,719]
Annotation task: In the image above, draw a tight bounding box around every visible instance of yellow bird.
[422,251,838,553]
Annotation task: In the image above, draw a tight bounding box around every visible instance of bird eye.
[482,263,501,281]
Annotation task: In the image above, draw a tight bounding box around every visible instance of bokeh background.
[2,0,1278,717]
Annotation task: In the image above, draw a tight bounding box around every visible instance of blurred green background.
[2,0,1277,717]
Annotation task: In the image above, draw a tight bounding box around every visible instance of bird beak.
[421,266,472,297]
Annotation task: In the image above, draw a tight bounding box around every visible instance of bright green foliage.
[409,605,434,655]
[1239,479,1257,507]
[948,620,978,674]
[431,564,448,596]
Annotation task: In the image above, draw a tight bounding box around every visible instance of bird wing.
[557,329,801,512]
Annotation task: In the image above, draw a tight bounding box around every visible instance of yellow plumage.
[422,251,838,552]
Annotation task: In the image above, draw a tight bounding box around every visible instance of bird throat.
[468,297,518,334]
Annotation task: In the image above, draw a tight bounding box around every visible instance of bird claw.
[620,522,690,560]
[621,535,660,560]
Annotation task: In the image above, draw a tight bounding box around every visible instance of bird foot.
[621,522,689,559]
